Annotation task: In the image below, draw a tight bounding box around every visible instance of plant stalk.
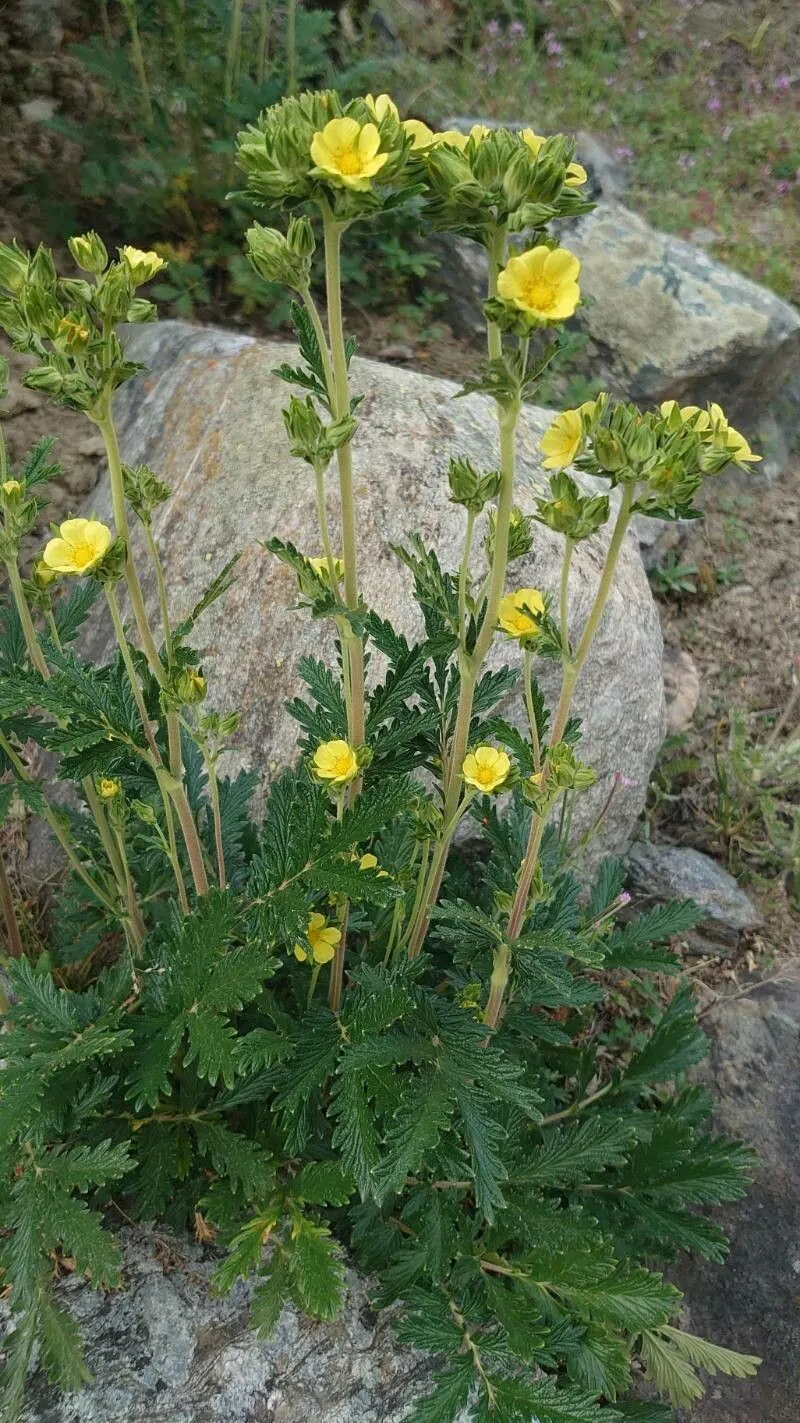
[0,846,23,958]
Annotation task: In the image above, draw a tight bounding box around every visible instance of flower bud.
[286,215,316,258]
[120,245,167,285]
[126,297,158,324]
[245,222,311,290]
[68,231,109,275]
[0,241,30,295]
[1,478,23,505]
[593,428,627,474]
[174,668,207,705]
[33,558,58,589]
[28,244,58,291]
[447,456,501,513]
[56,315,91,352]
[23,365,64,396]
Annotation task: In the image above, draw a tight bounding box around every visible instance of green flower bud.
[245,222,311,290]
[126,297,158,324]
[593,428,627,474]
[94,265,135,323]
[0,241,30,295]
[56,314,92,352]
[68,231,109,275]
[283,394,357,466]
[286,215,316,258]
[23,364,64,395]
[447,456,501,514]
[28,244,58,291]
[122,463,170,523]
[174,668,207,705]
[33,558,58,590]
[535,471,610,541]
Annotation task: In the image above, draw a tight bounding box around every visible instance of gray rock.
[14,1228,451,1422]
[19,97,57,123]
[565,202,800,438]
[678,973,800,1422]
[663,647,700,736]
[82,320,664,861]
[627,843,763,947]
[633,512,689,573]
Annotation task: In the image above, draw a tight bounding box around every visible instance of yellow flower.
[365,93,399,123]
[462,746,512,794]
[520,129,588,187]
[120,245,167,284]
[358,851,389,877]
[497,587,546,640]
[402,118,436,150]
[98,777,121,799]
[312,738,359,786]
[497,246,581,321]
[308,555,344,584]
[294,912,342,965]
[56,316,91,349]
[2,479,22,498]
[432,124,489,150]
[42,518,113,576]
[540,409,583,469]
[722,426,760,464]
[310,117,389,190]
[662,401,761,464]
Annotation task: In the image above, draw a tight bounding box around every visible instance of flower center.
[331,751,353,775]
[334,149,364,175]
[521,276,558,312]
[475,765,496,787]
[71,543,96,568]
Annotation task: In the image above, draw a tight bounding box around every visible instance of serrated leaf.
[286,1216,345,1320]
[329,1071,382,1200]
[562,1266,679,1331]
[659,1325,760,1379]
[289,1160,354,1206]
[373,1068,454,1201]
[513,1117,633,1190]
[405,1361,474,1423]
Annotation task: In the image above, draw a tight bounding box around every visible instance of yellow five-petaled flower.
[98,777,122,800]
[313,738,359,786]
[42,518,113,576]
[462,746,512,794]
[660,400,761,465]
[294,912,342,965]
[497,245,581,322]
[497,587,546,640]
[540,409,584,470]
[310,117,389,190]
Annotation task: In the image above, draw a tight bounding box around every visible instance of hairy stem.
[120,0,154,126]
[321,209,365,750]
[0,846,23,958]
[95,410,165,684]
[142,522,174,664]
[105,585,161,763]
[204,753,227,890]
[5,559,48,678]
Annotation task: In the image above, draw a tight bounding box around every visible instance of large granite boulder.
[13,1229,450,1423]
[81,321,664,858]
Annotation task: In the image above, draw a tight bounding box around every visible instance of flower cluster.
[0,234,164,412]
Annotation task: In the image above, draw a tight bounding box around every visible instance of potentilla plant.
[0,90,762,1422]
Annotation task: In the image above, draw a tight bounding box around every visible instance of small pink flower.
[707,95,722,114]
[614,772,635,789]
[618,890,632,907]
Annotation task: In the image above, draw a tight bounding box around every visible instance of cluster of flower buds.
[534,470,610,542]
[538,394,760,521]
[245,217,316,292]
[282,394,357,470]
[446,456,502,514]
[0,235,166,413]
[485,504,534,564]
[121,462,171,526]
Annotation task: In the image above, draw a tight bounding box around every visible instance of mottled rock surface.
[82,320,664,859]
[680,974,800,1423]
[627,843,763,948]
[15,1229,448,1423]
[663,647,700,736]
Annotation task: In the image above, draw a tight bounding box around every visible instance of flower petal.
[357,122,381,161]
[543,247,580,283]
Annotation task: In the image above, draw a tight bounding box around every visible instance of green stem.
[121,0,154,126]
[112,823,146,951]
[559,537,573,654]
[482,943,511,1029]
[407,795,474,960]
[5,560,48,678]
[307,960,321,1007]
[45,608,63,654]
[457,509,475,649]
[257,0,271,85]
[523,649,541,772]
[155,766,209,898]
[224,0,245,102]
[105,585,161,762]
[158,782,190,913]
[95,410,166,685]
[500,482,638,990]
[0,847,23,958]
[83,780,127,889]
[0,731,121,918]
[285,0,297,95]
[313,462,341,591]
[321,209,365,751]
[204,753,227,890]
[539,1081,613,1127]
[142,522,173,664]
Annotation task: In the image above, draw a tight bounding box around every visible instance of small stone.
[663,646,700,735]
[76,435,107,459]
[377,343,415,362]
[20,96,57,123]
[627,842,764,946]
[4,383,42,416]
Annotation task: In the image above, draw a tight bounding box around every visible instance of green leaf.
[289,1160,354,1206]
[250,1256,291,1336]
[512,1117,633,1189]
[639,1329,705,1408]
[51,580,101,646]
[659,1324,760,1379]
[373,1068,454,1201]
[618,987,706,1090]
[37,1294,93,1391]
[451,1085,508,1220]
[286,1216,345,1320]
[214,1212,278,1295]
[405,1361,474,1423]
[172,554,240,642]
[329,1071,382,1200]
[562,1266,679,1331]
[194,1121,272,1197]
